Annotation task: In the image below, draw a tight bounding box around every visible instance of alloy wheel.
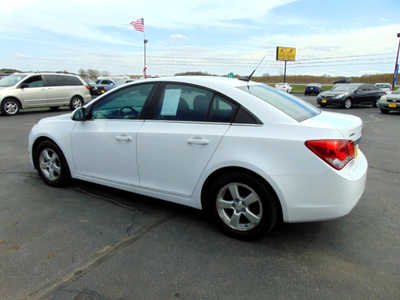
[216,183,263,232]
[344,99,352,109]
[71,97,83,109]
[4,100,19,115]
[39,148,61,182]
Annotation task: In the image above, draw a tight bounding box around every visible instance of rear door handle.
[115,135,133,142]
[187,137,209,145]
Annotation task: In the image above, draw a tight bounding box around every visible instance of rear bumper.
[273,150,367,223]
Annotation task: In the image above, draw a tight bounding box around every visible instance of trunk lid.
[301,111,362,142]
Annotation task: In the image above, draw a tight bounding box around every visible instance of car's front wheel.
[1,98,20,116]
[207,171,278,240]
[344,98,352,109]
[35,140,71,187]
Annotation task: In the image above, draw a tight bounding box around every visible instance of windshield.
[331,85,359,92]
[238,84,320,122]
[376,84,391,89]
[0,74,27,87]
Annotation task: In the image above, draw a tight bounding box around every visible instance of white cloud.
[170,34,188,40]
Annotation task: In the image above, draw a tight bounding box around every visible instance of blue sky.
[0,0,399,76]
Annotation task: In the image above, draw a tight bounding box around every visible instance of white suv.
[0,73,92,116]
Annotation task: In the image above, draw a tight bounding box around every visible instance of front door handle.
[115,135,133,142]
[187,137,209,145]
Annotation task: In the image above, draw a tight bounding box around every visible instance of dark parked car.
[304,83,322,95]
[333,79,350,84]
[84,79,98,96]
[317,83,384,109]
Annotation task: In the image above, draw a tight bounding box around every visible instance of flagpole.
[143,18,147,79]
[392,33,400,89]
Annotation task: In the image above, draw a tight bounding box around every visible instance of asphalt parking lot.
[1,96,399,300]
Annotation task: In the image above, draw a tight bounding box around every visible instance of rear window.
[238,84,320,122]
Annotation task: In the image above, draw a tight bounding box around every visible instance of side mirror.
[20,84,29,89]
[72,107,87,121]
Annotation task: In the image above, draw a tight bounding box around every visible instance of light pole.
[392,33,400,89]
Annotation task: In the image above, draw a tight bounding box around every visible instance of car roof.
[14,72,79,77]
[134,76,253,88]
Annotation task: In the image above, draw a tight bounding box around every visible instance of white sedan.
[28,76,367,239]
[274,82,292,93]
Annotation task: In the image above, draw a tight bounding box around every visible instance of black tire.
[380,108,389,114]
[373,100,378,108]
[205,171,279,240]
[319,103,327,108]
[50,106,59,111]
[1,98,20,116]
[35,140,71,187]
[70,96,83,111]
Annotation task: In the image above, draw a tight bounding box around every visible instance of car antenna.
[239,54,267,83]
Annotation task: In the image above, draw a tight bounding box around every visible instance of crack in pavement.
[0,170,36,177]
[23,213,176,300]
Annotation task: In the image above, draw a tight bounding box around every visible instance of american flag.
[130,18,144,32]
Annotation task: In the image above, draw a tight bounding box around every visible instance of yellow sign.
[276,46,296,61]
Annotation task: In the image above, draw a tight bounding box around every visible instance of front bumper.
[317,97,345,106]
[379,102,400,111]
[273,149,367,223]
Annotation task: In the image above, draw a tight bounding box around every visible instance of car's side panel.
[71,119,144,186]
[137,121,230,197]
[192,123,344,221]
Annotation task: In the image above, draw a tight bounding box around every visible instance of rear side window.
[238,84,320,122]
[209,95,237,123]
[233,107,259,124]
[44,75,82,86]
[157,84,214,121]
[62,76,83,86]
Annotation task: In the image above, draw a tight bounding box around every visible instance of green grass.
[267,84,333,94]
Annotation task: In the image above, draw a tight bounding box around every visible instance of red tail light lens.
[305,139,355,170]
[85,84,90,90]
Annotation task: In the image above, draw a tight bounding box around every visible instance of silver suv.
[0,73,92,116]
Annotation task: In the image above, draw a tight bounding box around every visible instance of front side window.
[90,84,154,120]
[238,84,320,122]
[21,75,44,88]
[157,84,214,121]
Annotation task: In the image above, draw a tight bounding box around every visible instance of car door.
[137,83,238,197]
[353,86,370,104]
[42,75,69,105]
[71,83,156,186]
[16,75,46,107]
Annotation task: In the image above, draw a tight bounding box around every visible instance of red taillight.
[305,139,355,170]
[85,84,90,90]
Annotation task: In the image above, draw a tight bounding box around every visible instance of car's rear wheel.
[70,96,83,110]
[1,98,20,116]
[344,98,352,109]
[35,140,71,187]
[207,172,278,240]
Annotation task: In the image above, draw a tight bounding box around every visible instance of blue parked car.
[304,83,322,95]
